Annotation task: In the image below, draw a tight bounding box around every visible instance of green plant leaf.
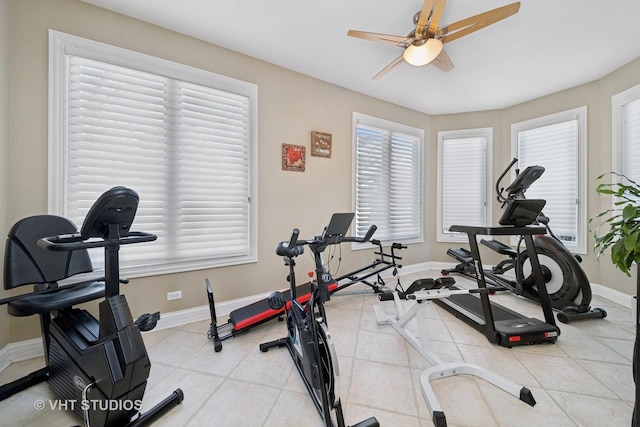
[622,204,639,222]
[624,233,638,251]
[592,172,640,277]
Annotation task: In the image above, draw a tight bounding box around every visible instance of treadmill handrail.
[448,225,546,236]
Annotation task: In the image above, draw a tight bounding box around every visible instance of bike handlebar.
[496,158,519,203]
[340,224,377,244]
[38,231,157,252]
[275,224,378,258]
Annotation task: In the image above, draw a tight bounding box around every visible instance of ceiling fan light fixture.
[403,38,444,66]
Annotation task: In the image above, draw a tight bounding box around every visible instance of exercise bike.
[259,213,379,427]
[0,187,184,426]
[443,158,606,323]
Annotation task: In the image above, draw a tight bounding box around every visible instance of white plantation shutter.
[621,98,640,182]
[50,31,257,276]
[439,135,488,240]
[390,131,422,238]
[353,114,423,245]
[612,85,640,206]
[355,125,389,237]
[518,121,577,243]
[513,106,586,252]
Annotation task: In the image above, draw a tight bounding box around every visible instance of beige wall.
[6,0,432,342]
[595,57,640,292]
[4,0,640,344]
[430,58,640,295]
[1,0,11,349]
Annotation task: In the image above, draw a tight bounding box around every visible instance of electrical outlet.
[167,290,182,301]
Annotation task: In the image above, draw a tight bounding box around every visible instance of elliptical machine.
[259,213,379,427]
[443,158,607,323]
[37,187,184,426]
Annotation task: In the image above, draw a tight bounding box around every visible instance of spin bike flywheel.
[315,322,341,409]
[285,312,341,409]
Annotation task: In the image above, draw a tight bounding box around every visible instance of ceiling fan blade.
[426,0,447,37]
[437,1,520,44]
[347,30,410,46]
[415,0,435,35]
[372,54,405,80]
[431,49,454,72]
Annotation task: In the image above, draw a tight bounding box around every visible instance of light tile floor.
[0,269,636,426]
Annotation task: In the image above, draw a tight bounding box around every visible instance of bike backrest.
[4,215,94,290]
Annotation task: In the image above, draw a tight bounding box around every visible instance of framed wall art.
[282,143,306,172]
[311,131,332,158]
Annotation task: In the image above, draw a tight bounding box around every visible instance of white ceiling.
[81,0,640,115]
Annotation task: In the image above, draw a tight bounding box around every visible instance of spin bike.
[443,158,606,323]
[259,213,379,427]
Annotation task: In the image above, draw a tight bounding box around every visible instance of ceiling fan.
[347,0,521,79]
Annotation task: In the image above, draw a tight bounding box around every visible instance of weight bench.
[206,239,405,352]
[206,279,339,351]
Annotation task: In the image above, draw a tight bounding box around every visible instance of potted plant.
[591,171,640,426]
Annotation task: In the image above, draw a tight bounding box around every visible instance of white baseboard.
[0,344,10,372]
[155,261,436,332]
[152,262,437,331]
[2,261,636,370]
[153,291,272,331]
[591,283,634,308]
[0,338,44,369]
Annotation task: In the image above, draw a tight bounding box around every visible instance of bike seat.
[7,281,104,317]
[276,241,304,257]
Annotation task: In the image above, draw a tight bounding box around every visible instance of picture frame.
[282,143,306,172]
[310,131,332,158]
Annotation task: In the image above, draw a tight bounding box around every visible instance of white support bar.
[375,289,535,427]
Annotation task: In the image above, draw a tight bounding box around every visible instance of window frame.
[351,112,424,249]
[48,30,259,278]
[436,127,493,243]
[612,83,640,180]
[510,106,587,253]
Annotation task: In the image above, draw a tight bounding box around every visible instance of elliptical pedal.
[480,238,518,258]
[446,248,473,264]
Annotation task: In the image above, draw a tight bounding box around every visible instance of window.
[49,30,258,277]
[437,128,492,242]
[352,113,423,246]
[612,83,640,185]
[511,106,587,253]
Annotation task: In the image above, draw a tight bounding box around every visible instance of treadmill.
[440,224,560,347]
